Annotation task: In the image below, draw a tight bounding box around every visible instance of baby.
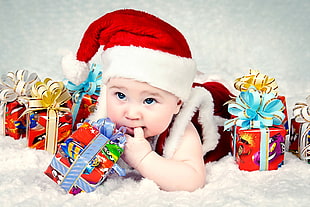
[62,9,233,192]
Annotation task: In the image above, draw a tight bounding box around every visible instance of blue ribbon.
[65,63,102,127]
[224,86,285,130]
[56,118,126,194]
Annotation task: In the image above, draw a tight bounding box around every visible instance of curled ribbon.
[293,96,310,160]
[0,70,39,135]
[224,86,285,130]
[23,78,71,154]
[66,63,102,126]
[234,69,279,95]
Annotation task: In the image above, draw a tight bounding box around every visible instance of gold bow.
[24,78,71,154]
[234,69,278,95]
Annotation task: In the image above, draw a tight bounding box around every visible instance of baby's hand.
[121,128,152,169]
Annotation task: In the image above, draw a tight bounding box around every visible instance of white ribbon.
[0,70,39,136]
[293,96,310,160]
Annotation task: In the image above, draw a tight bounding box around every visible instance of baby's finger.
[134,127,144,139]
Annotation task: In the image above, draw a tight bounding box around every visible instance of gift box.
[289,96,310,162]
[66,63,102,129]
[233,126,286,171]
[44,118,126,195]
[23,78,72,154]
[225,70,287,171]
[0,70,39,139]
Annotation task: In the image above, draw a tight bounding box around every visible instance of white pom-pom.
[61,52,90,85]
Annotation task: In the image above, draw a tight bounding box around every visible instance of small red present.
[65,63,102,129]
[44,118,126,195]
[225,75,287,171]
[289,96,310,163]
[24,78,72,154]
[0,70,40,139]
[234,126,286,171]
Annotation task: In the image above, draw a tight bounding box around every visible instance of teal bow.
[224,86,285,130]
[66,63,102,126]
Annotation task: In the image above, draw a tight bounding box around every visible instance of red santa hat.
[62,9,222,159]
[63,9,196,101]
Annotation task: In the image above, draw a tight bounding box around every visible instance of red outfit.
[156,81,235,163]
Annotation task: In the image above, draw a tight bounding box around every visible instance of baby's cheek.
[106,104,120,122]
[145,119,171,137]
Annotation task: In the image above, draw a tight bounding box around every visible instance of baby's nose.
[125,105,141,120]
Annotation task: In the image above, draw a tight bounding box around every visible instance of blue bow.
[224,86,285,130]
[90,118,127,145]
[66,63,102,126]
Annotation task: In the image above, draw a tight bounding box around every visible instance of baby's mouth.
[125,127,135,136]
[124,126,145,136]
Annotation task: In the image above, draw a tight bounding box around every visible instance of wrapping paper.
[233,126,286,171]
[44,118,126,195]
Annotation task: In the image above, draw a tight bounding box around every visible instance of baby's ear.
[174,99,183,114]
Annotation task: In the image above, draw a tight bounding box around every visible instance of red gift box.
[233,125,286,171]
[23,78,73,153]
[67,94,98,130]
[65,63,102,130]
[0,69,40,139]
[4,100,27,139]
[44,121,125,195]
[27,110,72,151]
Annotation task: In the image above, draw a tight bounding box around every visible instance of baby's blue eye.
[144,98,156,105]
[116,92,126,100]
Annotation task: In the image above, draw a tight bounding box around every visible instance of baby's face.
[106,77,182,138]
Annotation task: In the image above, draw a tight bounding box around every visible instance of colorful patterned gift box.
[0,70,40,139]
[232,126,286,171]
[288,96,310,163]
[44,118,126,195]
[225,70,287,171]
[23,78,72,154]
[66,63,102,130]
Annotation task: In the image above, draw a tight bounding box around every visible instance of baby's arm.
[122,123,206,192]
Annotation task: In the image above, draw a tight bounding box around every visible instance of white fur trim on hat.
[101,46,197,101]
[62,52,90,85]
[163,87,221,158]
